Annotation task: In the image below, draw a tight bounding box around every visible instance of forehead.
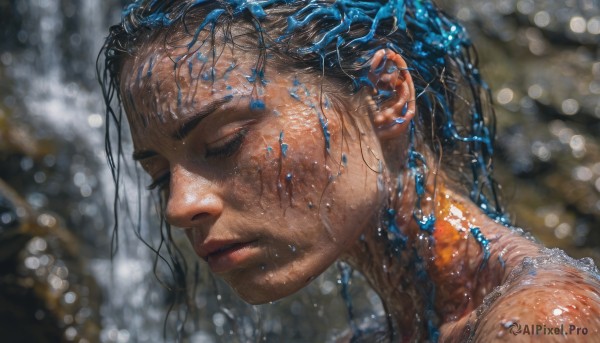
[118,34,336,147]
[120,36,260,124]
[122,38,253,93]
[120,18,260,91]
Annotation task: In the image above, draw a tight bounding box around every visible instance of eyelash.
[205,128,248,158]
[146,172,170,191]
[146,128,248,191]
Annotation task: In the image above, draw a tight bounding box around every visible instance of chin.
[232,284,292,305]
[222,250,339,304]
[227,270,313,305]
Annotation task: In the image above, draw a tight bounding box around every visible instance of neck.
[342,178,540,341]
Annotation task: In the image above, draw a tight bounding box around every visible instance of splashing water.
[3,0,174,341]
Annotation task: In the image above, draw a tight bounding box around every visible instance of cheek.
[228,111,379,239]
[229,107,377,220]
[229,125,333,213]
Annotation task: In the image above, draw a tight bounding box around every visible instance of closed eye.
[205,128,248,158]
[146,172,170,191]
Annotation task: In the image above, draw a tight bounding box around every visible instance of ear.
[368,49,416,140]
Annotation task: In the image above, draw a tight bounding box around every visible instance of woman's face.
[121,42,384,304]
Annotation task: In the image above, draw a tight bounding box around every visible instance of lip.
[199,240,258,273]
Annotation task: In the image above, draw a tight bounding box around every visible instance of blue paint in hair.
[119,4,501,219]
[289,87,301,101]
[250,99,266,110]
[411,247,440,341]
[408,122,436,233]
[146,55,154,77]
[222,61,237,80]
[337,262,361,337]
[187,60,194,78]
[196,51,207,63]
[386,209,407,250]
[187,9,225,49]
[469,227,491,271]
[279,130,288,157]
[105,1,510,340]
[288,77,304,101]
[246,68,268,86]
[313,105,331,151]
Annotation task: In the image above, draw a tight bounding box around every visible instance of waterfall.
[3,0,171,341]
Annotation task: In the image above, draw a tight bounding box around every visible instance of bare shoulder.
[444,248,600,342]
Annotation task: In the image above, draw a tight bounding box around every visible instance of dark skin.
[121,36,600,341]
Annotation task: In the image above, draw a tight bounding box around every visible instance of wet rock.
[441,0,600,263]
[0,179,101,342]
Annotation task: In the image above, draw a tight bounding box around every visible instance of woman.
[99,0,600,341]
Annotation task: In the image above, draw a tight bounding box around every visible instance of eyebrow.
[171,96,234,140]
[132,95,234,161]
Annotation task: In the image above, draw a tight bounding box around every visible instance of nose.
[164,165,223,228]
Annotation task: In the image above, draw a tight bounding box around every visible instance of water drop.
[64,326,77,340]
[554,223,572,240]
[87,114,103,128]
[561,99,579,115]
[527,84,543,99]
[533,11,551,28]
[573,166,592,181]
[587,17,600,34]
[570,16,587,33]
[64,291,77,304]
[212,312,226,327]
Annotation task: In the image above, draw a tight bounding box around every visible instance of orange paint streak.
[431,194,470,273]
[433,220,462,271]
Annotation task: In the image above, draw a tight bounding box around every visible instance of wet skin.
[122,44,382,304]
[343,180,600,342]
[121,42,600,341]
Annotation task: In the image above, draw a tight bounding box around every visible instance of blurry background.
[0,0,598,342]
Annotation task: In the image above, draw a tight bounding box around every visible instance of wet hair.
[98,0,507,339]
[100,0,507,223]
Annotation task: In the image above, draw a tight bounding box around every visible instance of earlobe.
[368,49,416,140]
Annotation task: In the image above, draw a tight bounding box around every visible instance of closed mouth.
[209,242,252,257]
[204,240,259,273]
[200,239,258,260]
